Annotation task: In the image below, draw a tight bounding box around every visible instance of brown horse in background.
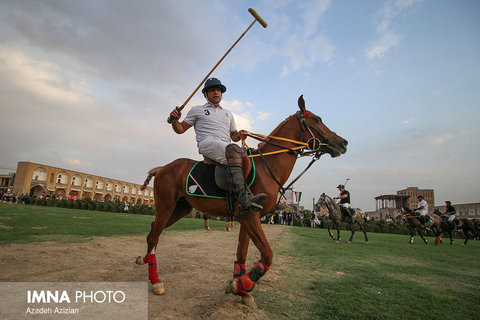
[459,218,480,245]
[136,95,348,306]
[433,209,480,245]
[316,193,368,243]
[400,207,442,244]
[431,209,455,245]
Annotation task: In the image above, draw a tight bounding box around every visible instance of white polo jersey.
[417,199,428,215]
[184,102,236,148]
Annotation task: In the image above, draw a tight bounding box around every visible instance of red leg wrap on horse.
[147,254,160,284]
[238,260,269,294]
[233,261,246,280]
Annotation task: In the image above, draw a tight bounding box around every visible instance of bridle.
[241,110,335,157]
[241,110,334,204]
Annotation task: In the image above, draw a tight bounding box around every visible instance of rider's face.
[204,87,222,105]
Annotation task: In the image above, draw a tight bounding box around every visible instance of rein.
[240,111,328,204]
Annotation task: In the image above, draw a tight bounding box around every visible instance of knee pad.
[225,144,244,167]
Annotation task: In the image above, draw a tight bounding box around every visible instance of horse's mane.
[257,115,296,150]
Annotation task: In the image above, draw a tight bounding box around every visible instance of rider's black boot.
[225,144,266,215]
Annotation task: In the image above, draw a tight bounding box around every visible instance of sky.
[0,0,479,212]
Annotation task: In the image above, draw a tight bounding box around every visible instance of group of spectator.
[262,210,324,228]
[1,192,30,204]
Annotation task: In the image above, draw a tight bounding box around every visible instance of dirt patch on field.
[0,224,288,319]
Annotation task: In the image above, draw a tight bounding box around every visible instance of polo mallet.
[344,178,350,187]
[167,8,267,123]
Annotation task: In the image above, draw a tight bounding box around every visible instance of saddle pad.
[186,158,255,199]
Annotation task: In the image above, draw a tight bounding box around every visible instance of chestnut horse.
[136,95,348,306]
[400,207,442,244]
[316,193,368,243]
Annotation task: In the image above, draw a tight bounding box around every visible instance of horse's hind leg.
[463,231,469,246]
[136,189,189,295]
[348,222,355,242]
[361,223,369,243]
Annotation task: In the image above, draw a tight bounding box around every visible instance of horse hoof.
[152,282,165,295]
[348,240,352,243]
[225,279,238,295]
[241,294,256,308]
[135,256,146,265]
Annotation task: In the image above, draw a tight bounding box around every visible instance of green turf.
[0,203,225,244]
[256,226,480,320]
[2,203,479,319]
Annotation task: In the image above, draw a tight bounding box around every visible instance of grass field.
[0,203,227,244]
[256,226,480,320]
[1,203,479,319]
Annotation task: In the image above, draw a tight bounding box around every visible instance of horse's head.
[316,193,336,211]
[296,95,348,158]
[315,193,327,210]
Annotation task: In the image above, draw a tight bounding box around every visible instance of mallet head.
[248,8,268,28]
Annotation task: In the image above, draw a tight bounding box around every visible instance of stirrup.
[238,192,266,215]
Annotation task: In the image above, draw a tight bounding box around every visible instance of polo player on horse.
[169,78,266,214]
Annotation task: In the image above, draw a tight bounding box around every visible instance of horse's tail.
[140,166,163,191]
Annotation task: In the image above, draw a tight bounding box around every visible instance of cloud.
[0,45,87,103]
[364,0,423,60]
[402,118,415,125]
[365,28,402,60]
[430,133,453,146]
[276,0,334,76]
[281,33,334,76]
[257,111,270,120]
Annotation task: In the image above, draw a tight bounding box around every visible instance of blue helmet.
[202,78,226,94]
[337,184,345,189]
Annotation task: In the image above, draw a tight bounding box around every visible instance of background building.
[11,161,154,204]
[397,186,434,210]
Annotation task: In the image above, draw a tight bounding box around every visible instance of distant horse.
[431,209,455,245]
[136,96,348,306]
[316,193,368,243]
[433,209,480,246]
[400,207,442,244]
[459,218,480,245]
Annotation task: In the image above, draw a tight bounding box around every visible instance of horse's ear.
[298,95,306,113]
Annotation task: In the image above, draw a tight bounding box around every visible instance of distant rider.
[334,184,354,221]
[445,200,460,228]
[414,195,429,225]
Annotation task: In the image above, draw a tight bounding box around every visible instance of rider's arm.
[170,107,192,134]
[172,120,191,134]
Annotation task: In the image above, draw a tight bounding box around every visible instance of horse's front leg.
[336,221,341,242]
[418,228,429,244]
[328,220,335,240]
[225,224,255,305]
[226,213,272,307]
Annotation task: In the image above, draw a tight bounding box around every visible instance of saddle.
[186,150,255,199]
[416,214,432,224]
[339,206,357,219]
